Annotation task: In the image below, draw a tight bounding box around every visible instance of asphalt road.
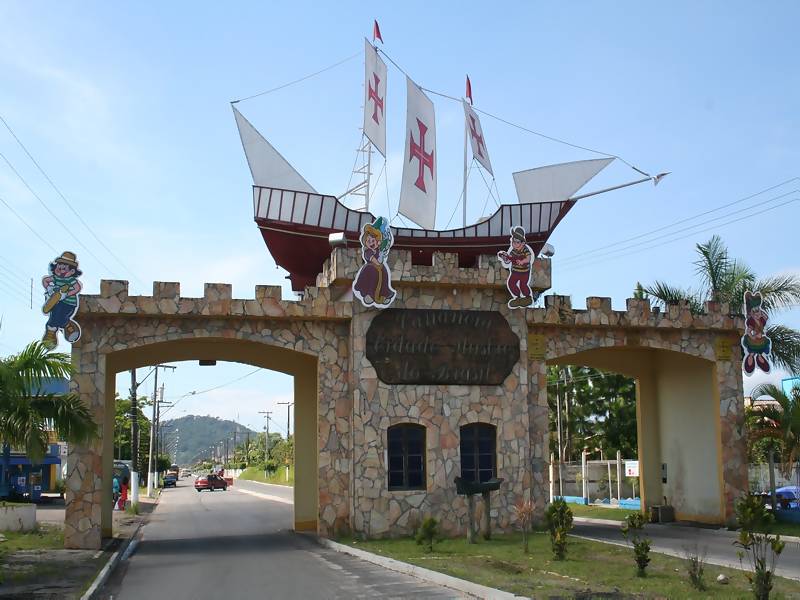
[101,477,463,600]
[573,520,800,581]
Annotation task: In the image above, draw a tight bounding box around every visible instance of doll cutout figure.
[741,290,771,375]
[498,226,536,309]
[41,251,83,349]
[352,217,396,308]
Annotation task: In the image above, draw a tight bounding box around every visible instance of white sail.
[462,100,493,176]
[512,158,614,204]
[399,77,436,229]
[363,38,387,157]
[232,106,317,193]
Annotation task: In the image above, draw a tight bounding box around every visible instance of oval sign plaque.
[365,309,520,385]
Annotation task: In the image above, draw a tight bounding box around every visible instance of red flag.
[373,20,384,44]
[466,75,473,105]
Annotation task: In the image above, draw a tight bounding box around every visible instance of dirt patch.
[0,545,115,599]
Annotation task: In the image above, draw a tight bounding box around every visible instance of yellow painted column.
[635,370,661,514]
[293,361,318,531]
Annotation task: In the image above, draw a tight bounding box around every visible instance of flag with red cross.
[363,38,387,156]
[462,100,493,176]
[399,76,436,229]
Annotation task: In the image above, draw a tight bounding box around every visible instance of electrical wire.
[0,193,58,253]
[559,196,799,273]
[160,368,262,417]
[0,114,144,284]
[0,150,115,272]
[559,178,800,264]
[560,189,798,267]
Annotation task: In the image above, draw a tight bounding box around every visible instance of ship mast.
[340,136,373,211]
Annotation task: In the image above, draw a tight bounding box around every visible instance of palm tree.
[641,235,800,373]
[749,383,800,507]
[0,341,97,466]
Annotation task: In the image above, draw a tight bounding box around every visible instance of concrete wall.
[655,352,722,522]
[0,504,36,532]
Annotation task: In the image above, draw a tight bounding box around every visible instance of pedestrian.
[112,474,121,511]
[118,476,129,511]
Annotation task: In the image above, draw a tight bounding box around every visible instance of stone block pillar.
[64,347,106,550]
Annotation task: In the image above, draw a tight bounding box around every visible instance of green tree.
[548,366,638,462]
[113,393,152,470]
[0,341,97,460]
[749,383,800,497]
[643,235,800,373]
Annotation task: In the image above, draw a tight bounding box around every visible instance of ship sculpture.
[233,31,666,292]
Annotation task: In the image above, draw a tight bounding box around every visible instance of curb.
[314,536,525,599]
[80,521,143,600]
[573,516,624,526]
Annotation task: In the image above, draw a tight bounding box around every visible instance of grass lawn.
[238,466,294,486]
[569,504,639,521]
[0,524,63,552]
[345,531,800,599]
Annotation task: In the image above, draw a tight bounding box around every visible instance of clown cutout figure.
[741,290,772,375]
[353,217,396,308]
[41,251,82,349]
[498,226,536,309]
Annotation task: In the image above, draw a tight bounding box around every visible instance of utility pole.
[277,401,293,439]
[258,410,272,477]
[129,370,139,474]
[145,365,176,497]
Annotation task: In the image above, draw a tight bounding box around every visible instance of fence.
[748,463,800,493]
[550,453,639,506]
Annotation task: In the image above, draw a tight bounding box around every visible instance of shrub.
[621,512,651,576]
[513,500,535,554]
[733,494,784,600]
[683,543,707,591]
[544,498,573,560]
[415,517,440,552]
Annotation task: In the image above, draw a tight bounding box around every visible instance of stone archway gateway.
[65,249,747,549]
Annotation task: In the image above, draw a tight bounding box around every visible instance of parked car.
[776,486,800,510]
[194,473,227,492]
[163,474,177,488]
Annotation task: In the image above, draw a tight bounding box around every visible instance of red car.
[194,474,228,492]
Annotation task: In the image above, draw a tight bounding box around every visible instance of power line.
[0,193,58,253]
[560,196,799,273]
[559,177,799,264]
[0,114,144,284]
[0,150,115,273]
[160,368,262,417]
[560,189,798,268]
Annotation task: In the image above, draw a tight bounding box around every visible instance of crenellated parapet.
[317,247,551,292]
[79,279,352,321]
[528,294,743,332]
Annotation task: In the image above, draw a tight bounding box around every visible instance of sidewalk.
[0,494,158,599]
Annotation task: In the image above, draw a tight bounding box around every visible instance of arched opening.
[548,345,724,524]
[97,337,318,538]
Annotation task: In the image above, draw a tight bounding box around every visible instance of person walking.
[118,476,129,511]
[112,474,121,511]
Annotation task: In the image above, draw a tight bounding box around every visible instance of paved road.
[573,519,800,581]
[101,478,463,599]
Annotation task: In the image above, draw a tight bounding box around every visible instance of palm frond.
[693,236,731,301]
[641,281,703,313]
[754,274,800,313]
[721,259,756,310]
[764,324,800,374]
[29,393,98,445]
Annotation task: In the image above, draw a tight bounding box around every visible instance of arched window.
[460,423,497,483]
[387,424,426,491]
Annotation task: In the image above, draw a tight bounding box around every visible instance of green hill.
[163,415,258,466]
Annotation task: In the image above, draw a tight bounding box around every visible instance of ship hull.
[253,185,573,291]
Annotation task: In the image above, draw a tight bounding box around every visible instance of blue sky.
[1,2,798,434]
